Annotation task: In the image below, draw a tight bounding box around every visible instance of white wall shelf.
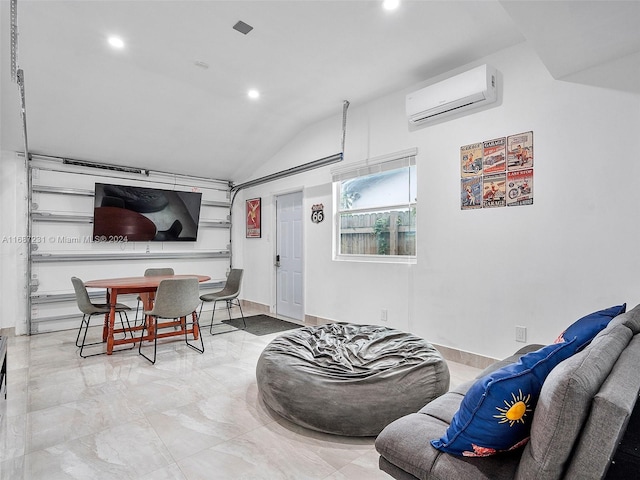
[31,251,230,263]
[27,157,234,333]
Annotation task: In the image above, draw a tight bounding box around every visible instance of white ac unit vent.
[406,64,498,125]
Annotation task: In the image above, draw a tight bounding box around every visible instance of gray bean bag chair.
[256,323,450,436]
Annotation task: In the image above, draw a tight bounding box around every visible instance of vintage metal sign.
[311,203,324,223]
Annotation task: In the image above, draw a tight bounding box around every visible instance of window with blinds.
[332,149,417,260]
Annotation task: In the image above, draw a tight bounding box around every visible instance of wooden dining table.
[84,274,210,355]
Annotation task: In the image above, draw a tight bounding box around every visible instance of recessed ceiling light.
[382,0,400,11]
[107,36,125,49]
[248,89,260,99]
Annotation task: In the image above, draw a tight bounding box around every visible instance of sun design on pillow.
[493,389,532,426]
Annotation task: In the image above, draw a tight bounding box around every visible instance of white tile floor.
[0,310,481,480]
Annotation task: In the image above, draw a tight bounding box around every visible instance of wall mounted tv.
[93,183,202,242]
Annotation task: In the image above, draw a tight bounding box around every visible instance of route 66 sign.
[311,203,324,223]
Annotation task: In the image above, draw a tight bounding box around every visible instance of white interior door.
[276,191,303,320]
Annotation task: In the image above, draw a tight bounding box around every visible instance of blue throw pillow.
[431,339,578,457]
[555,304,626,350]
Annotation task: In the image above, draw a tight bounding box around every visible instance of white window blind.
[333,148,417,260]
[331,148,417,183]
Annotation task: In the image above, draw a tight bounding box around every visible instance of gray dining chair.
[71,276,133,357]
[138,277,204,364]
[198,268,246,335]
[134,267,175,325]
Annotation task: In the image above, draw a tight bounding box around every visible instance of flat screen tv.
[93,183,202,242]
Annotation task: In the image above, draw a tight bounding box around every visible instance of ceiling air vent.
[63,158,143,174]
[233,20,254,35]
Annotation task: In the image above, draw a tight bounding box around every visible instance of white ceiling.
[1,1,638,182]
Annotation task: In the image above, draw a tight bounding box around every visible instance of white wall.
[0,152,28,334]
[235,43,640,360]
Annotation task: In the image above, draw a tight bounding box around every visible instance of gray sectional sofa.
[375,303,640,480]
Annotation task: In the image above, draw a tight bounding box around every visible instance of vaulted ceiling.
[1,1,638,182]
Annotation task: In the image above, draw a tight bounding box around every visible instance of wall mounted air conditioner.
[406,64,497,125]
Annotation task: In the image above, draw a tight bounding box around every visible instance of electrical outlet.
[381,309,388,322]
[515,326,527,343]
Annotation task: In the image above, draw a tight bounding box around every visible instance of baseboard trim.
[239,299,270,315]
[302,314,326,326]
[242,302,499,370]
[304,315,498,369]
[430,343,499,370]
[0,327,15,337]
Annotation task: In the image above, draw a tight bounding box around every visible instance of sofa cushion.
[418,390,467,424]
[610,303,640,334]
[555,304,626,349]
[516,323,633,480]
[564,334,640,479]
[379,456,420,480]
[376,409,521,480]
[431,340,578,457]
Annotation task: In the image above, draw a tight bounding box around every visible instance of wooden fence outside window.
[340,210,415,256]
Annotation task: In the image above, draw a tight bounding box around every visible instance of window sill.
[333,254,416,265]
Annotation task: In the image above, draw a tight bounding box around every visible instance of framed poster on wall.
[246,197,261,238]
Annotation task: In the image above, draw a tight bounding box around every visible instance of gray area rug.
[218,314,301,336]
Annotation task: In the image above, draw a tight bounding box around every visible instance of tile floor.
[0,310,481,480]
